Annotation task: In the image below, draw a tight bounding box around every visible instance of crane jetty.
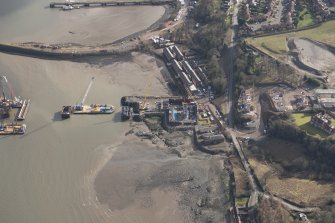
[61,77,115,119]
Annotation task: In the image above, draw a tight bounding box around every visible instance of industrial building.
[195,67,209,84]
[168,100,197,125]
[315,89,335,98]
[315,88,335,110]
[181,61,202,86]
[180,72,192,86]
[163,47,175,62]
[121,96,198,126]
[171,59,183,74]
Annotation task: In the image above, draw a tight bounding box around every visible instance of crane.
[2,76,16,100]
[0,76,11,118]
[81,77,95,105]
[141,77,153,110]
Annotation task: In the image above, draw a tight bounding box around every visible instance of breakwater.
[50,0,175,8]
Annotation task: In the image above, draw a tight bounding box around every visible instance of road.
[222,0,318,213]
[227,0,241,128]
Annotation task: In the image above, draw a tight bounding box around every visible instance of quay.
[49,0,175,8]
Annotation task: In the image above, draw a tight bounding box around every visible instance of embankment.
[0,41,141,60]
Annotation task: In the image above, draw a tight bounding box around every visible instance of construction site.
[121,96,197,126]
[0,75,29,135]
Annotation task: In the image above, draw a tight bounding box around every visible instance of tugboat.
[61,106,72,119]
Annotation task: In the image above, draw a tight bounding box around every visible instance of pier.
[49,0,175,8]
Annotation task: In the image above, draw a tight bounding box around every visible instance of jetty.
[49,0,175,8]
[16,100,30,121]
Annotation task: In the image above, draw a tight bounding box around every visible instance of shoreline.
[0,4,174,60]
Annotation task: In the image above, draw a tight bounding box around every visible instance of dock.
[16,100,30,121]
[49,0,175,8]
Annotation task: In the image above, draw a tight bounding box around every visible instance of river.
[0,1,168,222]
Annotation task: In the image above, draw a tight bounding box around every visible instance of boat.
[62,5,74,10]
[0,123,26,135]
[72,104,115,114]
[61,105,72,119]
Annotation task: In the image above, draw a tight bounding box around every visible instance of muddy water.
[0,0,165,44]
[0,1,198,222]
[0,50,170,223]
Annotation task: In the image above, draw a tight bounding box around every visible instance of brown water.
[0,1,168,220]
[0,0,165,44]
[0,51,172,223]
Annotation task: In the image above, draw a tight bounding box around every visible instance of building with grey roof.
[171,59,183,74]
[195,67,209,84]
[163,47,175,62]
[181,61,202,85]
[172,45,184,61]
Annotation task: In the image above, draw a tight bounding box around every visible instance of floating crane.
[0,76,11,118]
[0,76,28,135]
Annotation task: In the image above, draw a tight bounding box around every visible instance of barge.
[73,104,114,114]
[61,104,115,118]
[0,123,26,135]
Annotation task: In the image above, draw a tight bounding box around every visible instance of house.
[310,113,334,134]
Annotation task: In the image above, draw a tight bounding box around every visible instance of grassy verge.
[291,113,330,139]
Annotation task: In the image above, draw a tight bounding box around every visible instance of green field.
[247,20,335,60]
[291,113,330,138]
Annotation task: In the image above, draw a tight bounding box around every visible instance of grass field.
[247,20,335,59]
[291,113,330,138]
[249,158,335,205]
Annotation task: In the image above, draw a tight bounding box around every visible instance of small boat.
[61,106,72,119]
[0,123,26,135]
[62,5,74,10]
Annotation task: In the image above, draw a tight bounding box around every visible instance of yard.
[291,112,330,138]
[297,8,314,28]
